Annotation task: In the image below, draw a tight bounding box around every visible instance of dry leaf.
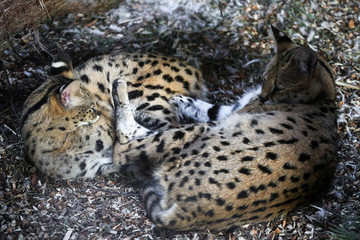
[86,19,98,27]
[349,20,355,28]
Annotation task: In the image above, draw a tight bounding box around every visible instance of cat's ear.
[291,47,318,77]
[60,80,83,109]
[270,25,294,53]
[51,53,74,79]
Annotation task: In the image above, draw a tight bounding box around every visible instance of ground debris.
[0,0,359,239]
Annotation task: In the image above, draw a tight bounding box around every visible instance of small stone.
[104,225,117,234]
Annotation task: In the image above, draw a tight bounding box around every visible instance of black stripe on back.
[20,78,72,129]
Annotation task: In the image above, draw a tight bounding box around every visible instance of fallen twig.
[335,81,360,90]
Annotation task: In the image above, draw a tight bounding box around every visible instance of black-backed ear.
[51,53,74,79]
[270,25,294,53]
[291,47,318,77]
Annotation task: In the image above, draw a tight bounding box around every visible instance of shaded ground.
[0,0,359,239]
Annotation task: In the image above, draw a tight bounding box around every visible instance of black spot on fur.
[249,184,266,193]
[213,146,221,152]
[162,74,173,83]
[278,138,299,144]
[216,198,225,206]
[191,149,199,155]
[226,182,236,189]
[80,161,86,170]
[241,156,254,162]
[201,152,209,158]
[269,193,279,202]
[280,123,293,129]
[251,119,258,126]
[97,82,105,93]
[179,176,189,187]
[198,192,211,200]
[151,60,159,67]
[171,66,180,72]
[287,117,297,123]
[278,175,286,181]
[153,69,162,75]
[145,85,164,90]
[93,65,103,72]
[258,164,272,174]
[95,140,104,152]
[264,141,276,147]
[232,131,243,137]
[239,167,251,175]
[310,140,319,149]
[171,147,181,154]
[214,169,229,174]
[290,176,300,182]
[147,105,164,111]
[266,152,278,160]
[165,88,176,94]
[217,156,227,161]
[156,140,165,153]
[136,103,150,111]
[209,178,220,186]
[173,131,185,140]
[256,129,265,135]
[175,171,182,177]
[225,205,233,211]
[268,181,277,188]
[81,75,89,83]
[185,68,193,75]
[269,127,284,134]
[205,210,214,217]
[251,207,267,213]
[175,76,190,89]
[195,179,201,186]
[184,196,197,202]
[283,162,297,170]
[208,105,220,121]
[232,213,244,219]
[298,153,311,162]
[128,90,143,100]
[237,190,248,199]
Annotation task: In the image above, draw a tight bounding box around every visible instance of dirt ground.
[0,0,359,239]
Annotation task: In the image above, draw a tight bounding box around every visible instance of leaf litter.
[0,0,359,239]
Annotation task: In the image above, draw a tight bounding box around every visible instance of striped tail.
[140,178,178,229]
